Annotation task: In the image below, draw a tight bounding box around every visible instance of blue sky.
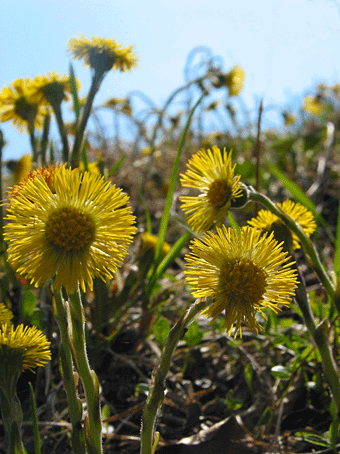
[1,0,340,160]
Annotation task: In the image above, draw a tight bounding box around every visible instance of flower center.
[207,179,232,209]
[45,206,95,251]
[220,258,267,306]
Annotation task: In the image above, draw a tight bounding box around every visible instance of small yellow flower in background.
[247,200,316,250]
[185,226,298,338]
[0,78,47,132]
[303,95,324,115]
[226,65,245,96]
[68,34,138,74]
[0,304,13,330]
[282,111,296,126]
[180,147,242,234]
[78,161,101,175]
[138,232,171,258]
[4,165,136,294]
[103,97,133,116]
[0,324,50,372]
[29,71,81,106]
[6,153,32,185]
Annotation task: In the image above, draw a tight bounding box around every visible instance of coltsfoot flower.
[185,226,298,337]
[29,71,81,106]
[247,200,316,250]
[180,147,243,234]
[303,95,324,115]
[68,34,138,74]
[0,324,50,373]
[6,153,32,185]
[4,165,136,294]
[226,65,245,96]
[0,78,47,132]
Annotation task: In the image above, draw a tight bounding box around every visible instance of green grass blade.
[153,231,191,284]
[108,155,126,176]
[29,382,41,454]
[138,188,152,234]
[69,63,80,122]
[81,142,88,171]
[334,193,340,275]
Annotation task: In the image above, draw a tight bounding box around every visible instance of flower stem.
[293,266,340,410]
[69,289,102,454]
[51,101,69,163]
[70,71,105,168]
[248,189,336,301]
[52,289,86,454]
[140,298,206,454]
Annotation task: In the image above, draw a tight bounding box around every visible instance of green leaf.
[184,320,203,348]
[152,317,171,346]
[21,290,37,319]
[271,365,291,380]
[303,434,331,448]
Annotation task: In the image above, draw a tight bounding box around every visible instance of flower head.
[68,34,138,74]
[303,95,324,115]
[226,65,245,96]
[282,111,296,126]
[29,71,80,107]
[0,303,13,330]
[0,78,47,132]
[185,226,298,337]
[247,200,316,250]
[180,147,243,234]
[6,153,33,185]
[4,165,136,294]
[0,324,50,373]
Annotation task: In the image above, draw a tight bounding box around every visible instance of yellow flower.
[226,65,245,96]
[4,165,136,294]
[29,71,81,106]
[0,304,13,330]
[6,153,33,185]
[0,78,47,132]
[282,112,296,126]
[0,324,50,372]
[139,232,171,257]
[78,161,101,175]
[103,97,133,116]
[180,147,243,234]
[303,95,324,115]
[68,34,138,74]
[247,200,316,250]
[185,226,298,337]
